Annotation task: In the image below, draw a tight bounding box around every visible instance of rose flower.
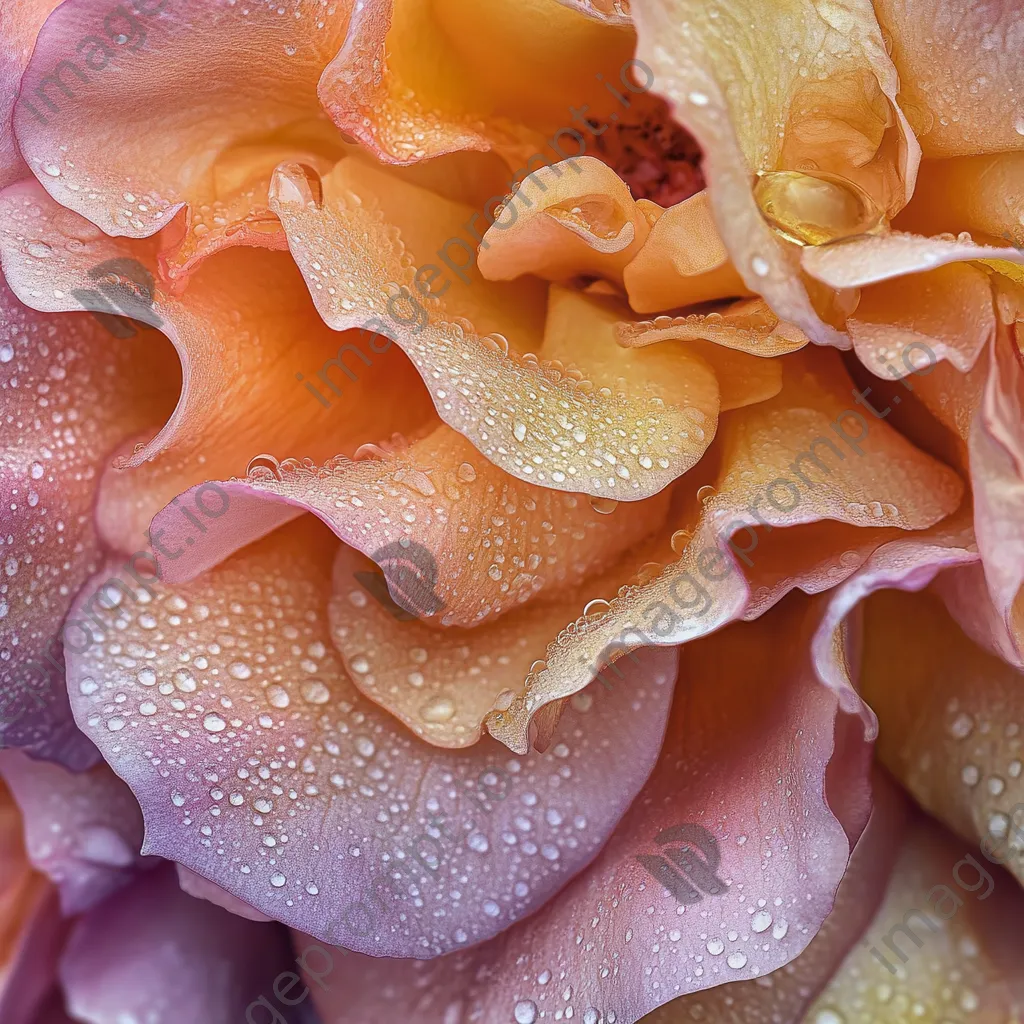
[0,0,1023,1022]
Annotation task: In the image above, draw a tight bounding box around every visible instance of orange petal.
[874,0,1024,159]
[622,188,751,311]
[802,229,1024,289]
[271,161,721,499]
[487,346,964,751]
[12,0,354,274]
[617,296,809,357]
[806,812,1024,1023]
[0,179,436,551]
[152,421,672,629]
[328,546,619,748]
[863,586,1024,890]
[631,0,917,344]
[899,152,1024,245]
[319,0,635,166]
[477,156,651,286]
[849,262,997,375]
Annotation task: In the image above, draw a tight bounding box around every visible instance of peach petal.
[487,347,964,751]
[0,0,62,188]
[874,0,1024,159]
[150,422,672,629]
[271,161,722,499]
[0,751,154,914]
[802,229,1024,290]
[864,585,1024,897]
[617,296,810,357]
[477,156,652,285]
[622,189,751,312]
[630,0,917,345]
[899,152,1024,244]
[848,262,997,376]
[319,0,635,167]
[0,272,176,765]
[301,593,874,1022]
[12,0,353,255]
[0,178,436,551]
[63,518,678,956]
[806,812,1024,1022]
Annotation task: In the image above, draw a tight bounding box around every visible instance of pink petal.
[58,863,292,1024]
[0,750,155,914]
[299,592,873,1021]
[62,518,677,956]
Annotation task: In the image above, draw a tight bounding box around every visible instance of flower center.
[589,94,705,208]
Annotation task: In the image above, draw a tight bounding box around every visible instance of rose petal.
[270,160,723,500]
[174,865,274,923]
[150,417,673,628]
[0,749,154,914]
[862,585,1024,890]
[300,592,872,1022]
[622,189,751,312]
[848,262,997,376]
[58,863,292,1024]
[487,347,964,751]
[0,178,436,551]
[640,773,906,1024]
[63,517,678,956]
[617,297,810,358]
[0,882,66,1024]
[319,0,635,166]
[0,273,177,765]
[802,229,1024,290]
[806,813,1024,1022]
[0,0,62,188]
[630,0,917,344]
[874,0,1024,159]
[12,0,353,271]
[477,156,652,285]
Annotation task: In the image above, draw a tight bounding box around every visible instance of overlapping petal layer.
[486,347,963,751]
[0,751,152,914]
[320,0,635,166]
[269,159,723,499]
[630,0,916,343]
[12,0,355,274]
[63,517,677,956]
[805,814,1024,1023]
[58,864,292,1024]
[299,593,872,1023]
[0,273,176,765]
[0,178,437,551]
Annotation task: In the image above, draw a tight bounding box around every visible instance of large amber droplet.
[754,170,885,246]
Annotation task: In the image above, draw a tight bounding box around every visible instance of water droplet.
[706,938,725,955]
[514,1000,538,1024]
[421,696,455,722]
[754,170,885,246]
[751,909,773,933]
[457,462,477,483]
[26,241,53,258]
[203,713,227,733]
[589,496,618,515]
[300,680,330,704]
[229,661,252,680]
[266,684,290,708]
[727,951,747,969]
[513,421,527,442]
